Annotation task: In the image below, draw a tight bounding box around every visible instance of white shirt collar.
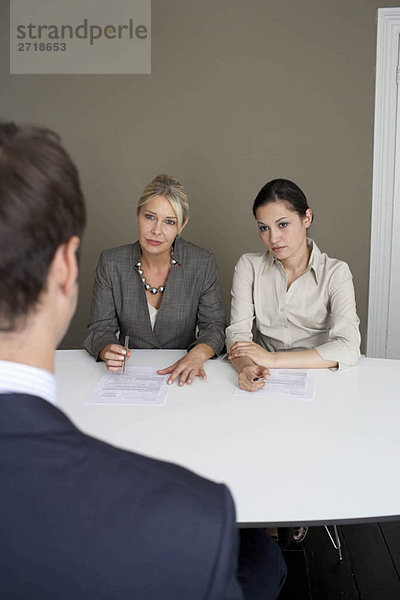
[0,360,57,406]
[265,238,322,284]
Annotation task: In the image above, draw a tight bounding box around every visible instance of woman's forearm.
[231,356,255,374]
[189,343,215,362]
[268,348,337,369]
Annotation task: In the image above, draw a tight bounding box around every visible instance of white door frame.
[367,7,400,358]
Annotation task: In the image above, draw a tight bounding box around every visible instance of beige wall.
[2,0,398,351]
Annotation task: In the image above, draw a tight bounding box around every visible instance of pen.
[253,376,264,382]
[122,335,129,373]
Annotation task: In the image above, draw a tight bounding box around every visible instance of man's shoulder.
[84,427,227,509]
[35,395,227,515]
[2,392,230,526]
[1,395,238,599]
[56,413,232,545]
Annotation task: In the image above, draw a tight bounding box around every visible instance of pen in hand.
[122,335,129,373]
[253,376,264,382]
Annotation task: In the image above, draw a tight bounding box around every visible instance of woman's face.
[255,200,312,262]
[136,195,183,257]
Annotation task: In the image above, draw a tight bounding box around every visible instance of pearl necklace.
[135,257,177,294]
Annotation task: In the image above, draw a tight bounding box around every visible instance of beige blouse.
[225,239,360,370]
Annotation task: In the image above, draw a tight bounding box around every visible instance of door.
[367,9,400,359]
[386,37,400,358]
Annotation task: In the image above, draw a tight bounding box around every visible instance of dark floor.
[279,522,400,599]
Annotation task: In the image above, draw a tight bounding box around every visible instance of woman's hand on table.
[157,344,214,386]
[99,344,131,372]
[228,341,273,367]
[238,364,270,392]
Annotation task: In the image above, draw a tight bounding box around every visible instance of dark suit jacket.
[0,393,244,600]
[83,237,226,359]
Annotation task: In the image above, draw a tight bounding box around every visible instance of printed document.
[86,367,169,406]
[235,369,315,400]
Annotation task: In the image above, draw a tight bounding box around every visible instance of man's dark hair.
[0,122,86,331]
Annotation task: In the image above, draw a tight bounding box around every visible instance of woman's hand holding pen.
[238,364,270,392]
[228,341,273,367]
[228,346,271,392]
[99,344,131,372]
[157,343,214,386]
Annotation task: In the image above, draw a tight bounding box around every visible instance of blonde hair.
[137,174,189,230]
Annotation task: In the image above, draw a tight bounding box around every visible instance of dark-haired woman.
[227,178,360,389]
[226,178,361,543]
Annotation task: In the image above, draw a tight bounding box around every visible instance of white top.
[0,360,57,406]
[225,239,361,369]
[55,349,400,526]
[147,302,158,330]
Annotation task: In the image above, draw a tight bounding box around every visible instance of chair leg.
[324,525,343,561]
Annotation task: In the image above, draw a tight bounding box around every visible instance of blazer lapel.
[153,238,187,345]
[130,242,159,345]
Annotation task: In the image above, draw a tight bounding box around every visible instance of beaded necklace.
[134,256,177,294]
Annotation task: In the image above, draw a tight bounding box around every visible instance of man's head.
[0,122,86,346]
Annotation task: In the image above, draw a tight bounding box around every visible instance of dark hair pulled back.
[252,178,311,220]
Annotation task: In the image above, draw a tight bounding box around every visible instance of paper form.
[234,369,315,400]
[86,367,169,406]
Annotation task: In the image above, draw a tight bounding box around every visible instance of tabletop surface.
[55,349,400,526]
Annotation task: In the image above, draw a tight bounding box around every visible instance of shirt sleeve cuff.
[315,343,360,371]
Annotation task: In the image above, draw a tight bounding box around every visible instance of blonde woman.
[84,174,226,386]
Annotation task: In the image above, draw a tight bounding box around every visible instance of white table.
[55,349,400,527]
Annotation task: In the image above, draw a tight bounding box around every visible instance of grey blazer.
[84,237,226,358]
